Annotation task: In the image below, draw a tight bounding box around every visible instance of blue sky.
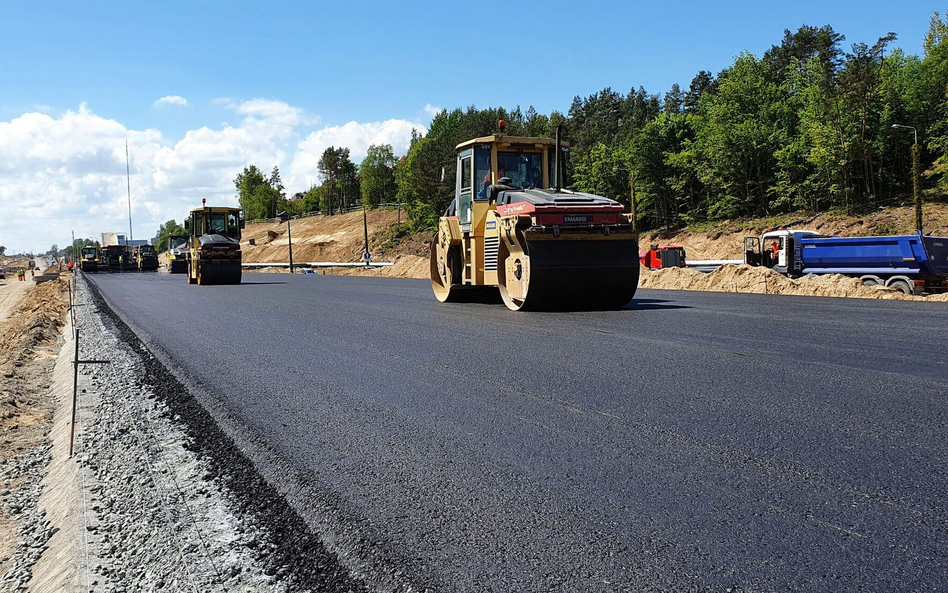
[0,0,943,253]
[2,0,941,131]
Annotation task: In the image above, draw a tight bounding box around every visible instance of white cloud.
[423,104,442,118]
[0,102,427,253]
[288,119,420,190]
[154,95,188,108]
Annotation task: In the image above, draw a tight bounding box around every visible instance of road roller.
[184,199,244,285]
[133,244,159,272]
[80,246,100,273]
[430,125,639,310]
[167,235,189,273]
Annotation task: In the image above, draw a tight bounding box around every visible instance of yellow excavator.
[430,124,639,310]
[183,200,244,285]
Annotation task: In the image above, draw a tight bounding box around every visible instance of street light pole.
[277,211,294,274]
[613,167,639,234]
[362,202,371,267]
[892,124,922,232]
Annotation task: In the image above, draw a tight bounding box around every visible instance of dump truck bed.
[796,232,948,277]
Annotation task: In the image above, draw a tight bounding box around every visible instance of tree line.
[230,12,948,233]
[234,144,398,220]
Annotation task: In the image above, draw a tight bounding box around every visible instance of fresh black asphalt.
[87,271,948,592]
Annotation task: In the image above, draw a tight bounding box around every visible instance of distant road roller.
[133,244,159,272]
[430,126,639,310]
[183,200,244,285]
[167,235,189,273]
[80,246,100,273]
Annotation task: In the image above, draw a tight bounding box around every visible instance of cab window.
[498,151,543,189]
[460,156,472,193]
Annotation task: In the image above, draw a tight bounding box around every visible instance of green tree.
[317,147,359,214]
[267,166,286,217]
[64,238,99,259]
[695,52,793,219]
[234,165,270,219]
[154,220,187,252]
[360,144,397,207]
[571,143,629,205]
[48,244,59,256]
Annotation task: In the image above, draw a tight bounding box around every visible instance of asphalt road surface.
[87,271,948,592]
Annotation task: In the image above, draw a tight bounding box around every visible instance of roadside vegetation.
[141,11,948,254]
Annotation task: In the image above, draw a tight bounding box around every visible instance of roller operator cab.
[80,246,100,273]
[167,235,189,274]
[184,200,244,285]
[430,126,639,310]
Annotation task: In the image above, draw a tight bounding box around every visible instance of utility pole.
[892,124,922,232]
[629,171,638,235]
[277,211,294,273]
[126,140,133,241]
[913,143,922,233]
[363,202,371,267]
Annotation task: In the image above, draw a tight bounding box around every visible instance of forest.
[239,12,948,233]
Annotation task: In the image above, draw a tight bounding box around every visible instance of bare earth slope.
[239,204,948,301]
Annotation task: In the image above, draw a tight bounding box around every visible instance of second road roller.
[430,125,639,310]
[183,199,244,285]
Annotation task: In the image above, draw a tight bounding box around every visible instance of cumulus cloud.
[0,101,426,253]
[423,104,442,118]
[287,119,420,190]
[154,95,188,108]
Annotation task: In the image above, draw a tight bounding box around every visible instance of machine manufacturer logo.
[486,221,496,230]
[563,214,591,224]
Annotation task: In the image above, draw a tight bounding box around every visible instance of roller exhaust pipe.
[554,125,562,193]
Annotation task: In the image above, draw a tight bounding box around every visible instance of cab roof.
[188,205,242,213]
[455,135,569,152]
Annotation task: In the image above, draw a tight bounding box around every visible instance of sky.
[0,0,943,254]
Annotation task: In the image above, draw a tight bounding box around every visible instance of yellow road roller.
[430,125,639,310]
[184,200,244,285]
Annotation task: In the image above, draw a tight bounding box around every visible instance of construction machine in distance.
[167,235,189,273]
[430,124,639,311]
[183,199,244,285]
[99,244,129,272]
[80,246,100,272]
[133,244,159,272]
[640,244,687,270]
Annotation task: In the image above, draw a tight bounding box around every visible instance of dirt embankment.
[641,264,948,301]
[638,202,948,260]
[0,277,69,574]
[241,209,429,278]
[237,204,948,300]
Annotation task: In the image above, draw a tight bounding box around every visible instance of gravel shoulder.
[65,274,373,592]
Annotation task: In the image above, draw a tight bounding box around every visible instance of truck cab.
[744,229,822,275]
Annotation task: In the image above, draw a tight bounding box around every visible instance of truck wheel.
[887,279,912,295]
[859,275,882,287]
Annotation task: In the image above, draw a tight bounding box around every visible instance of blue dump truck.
[744,229,948,295]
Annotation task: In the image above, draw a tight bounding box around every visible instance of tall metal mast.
[126,139,133,241]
